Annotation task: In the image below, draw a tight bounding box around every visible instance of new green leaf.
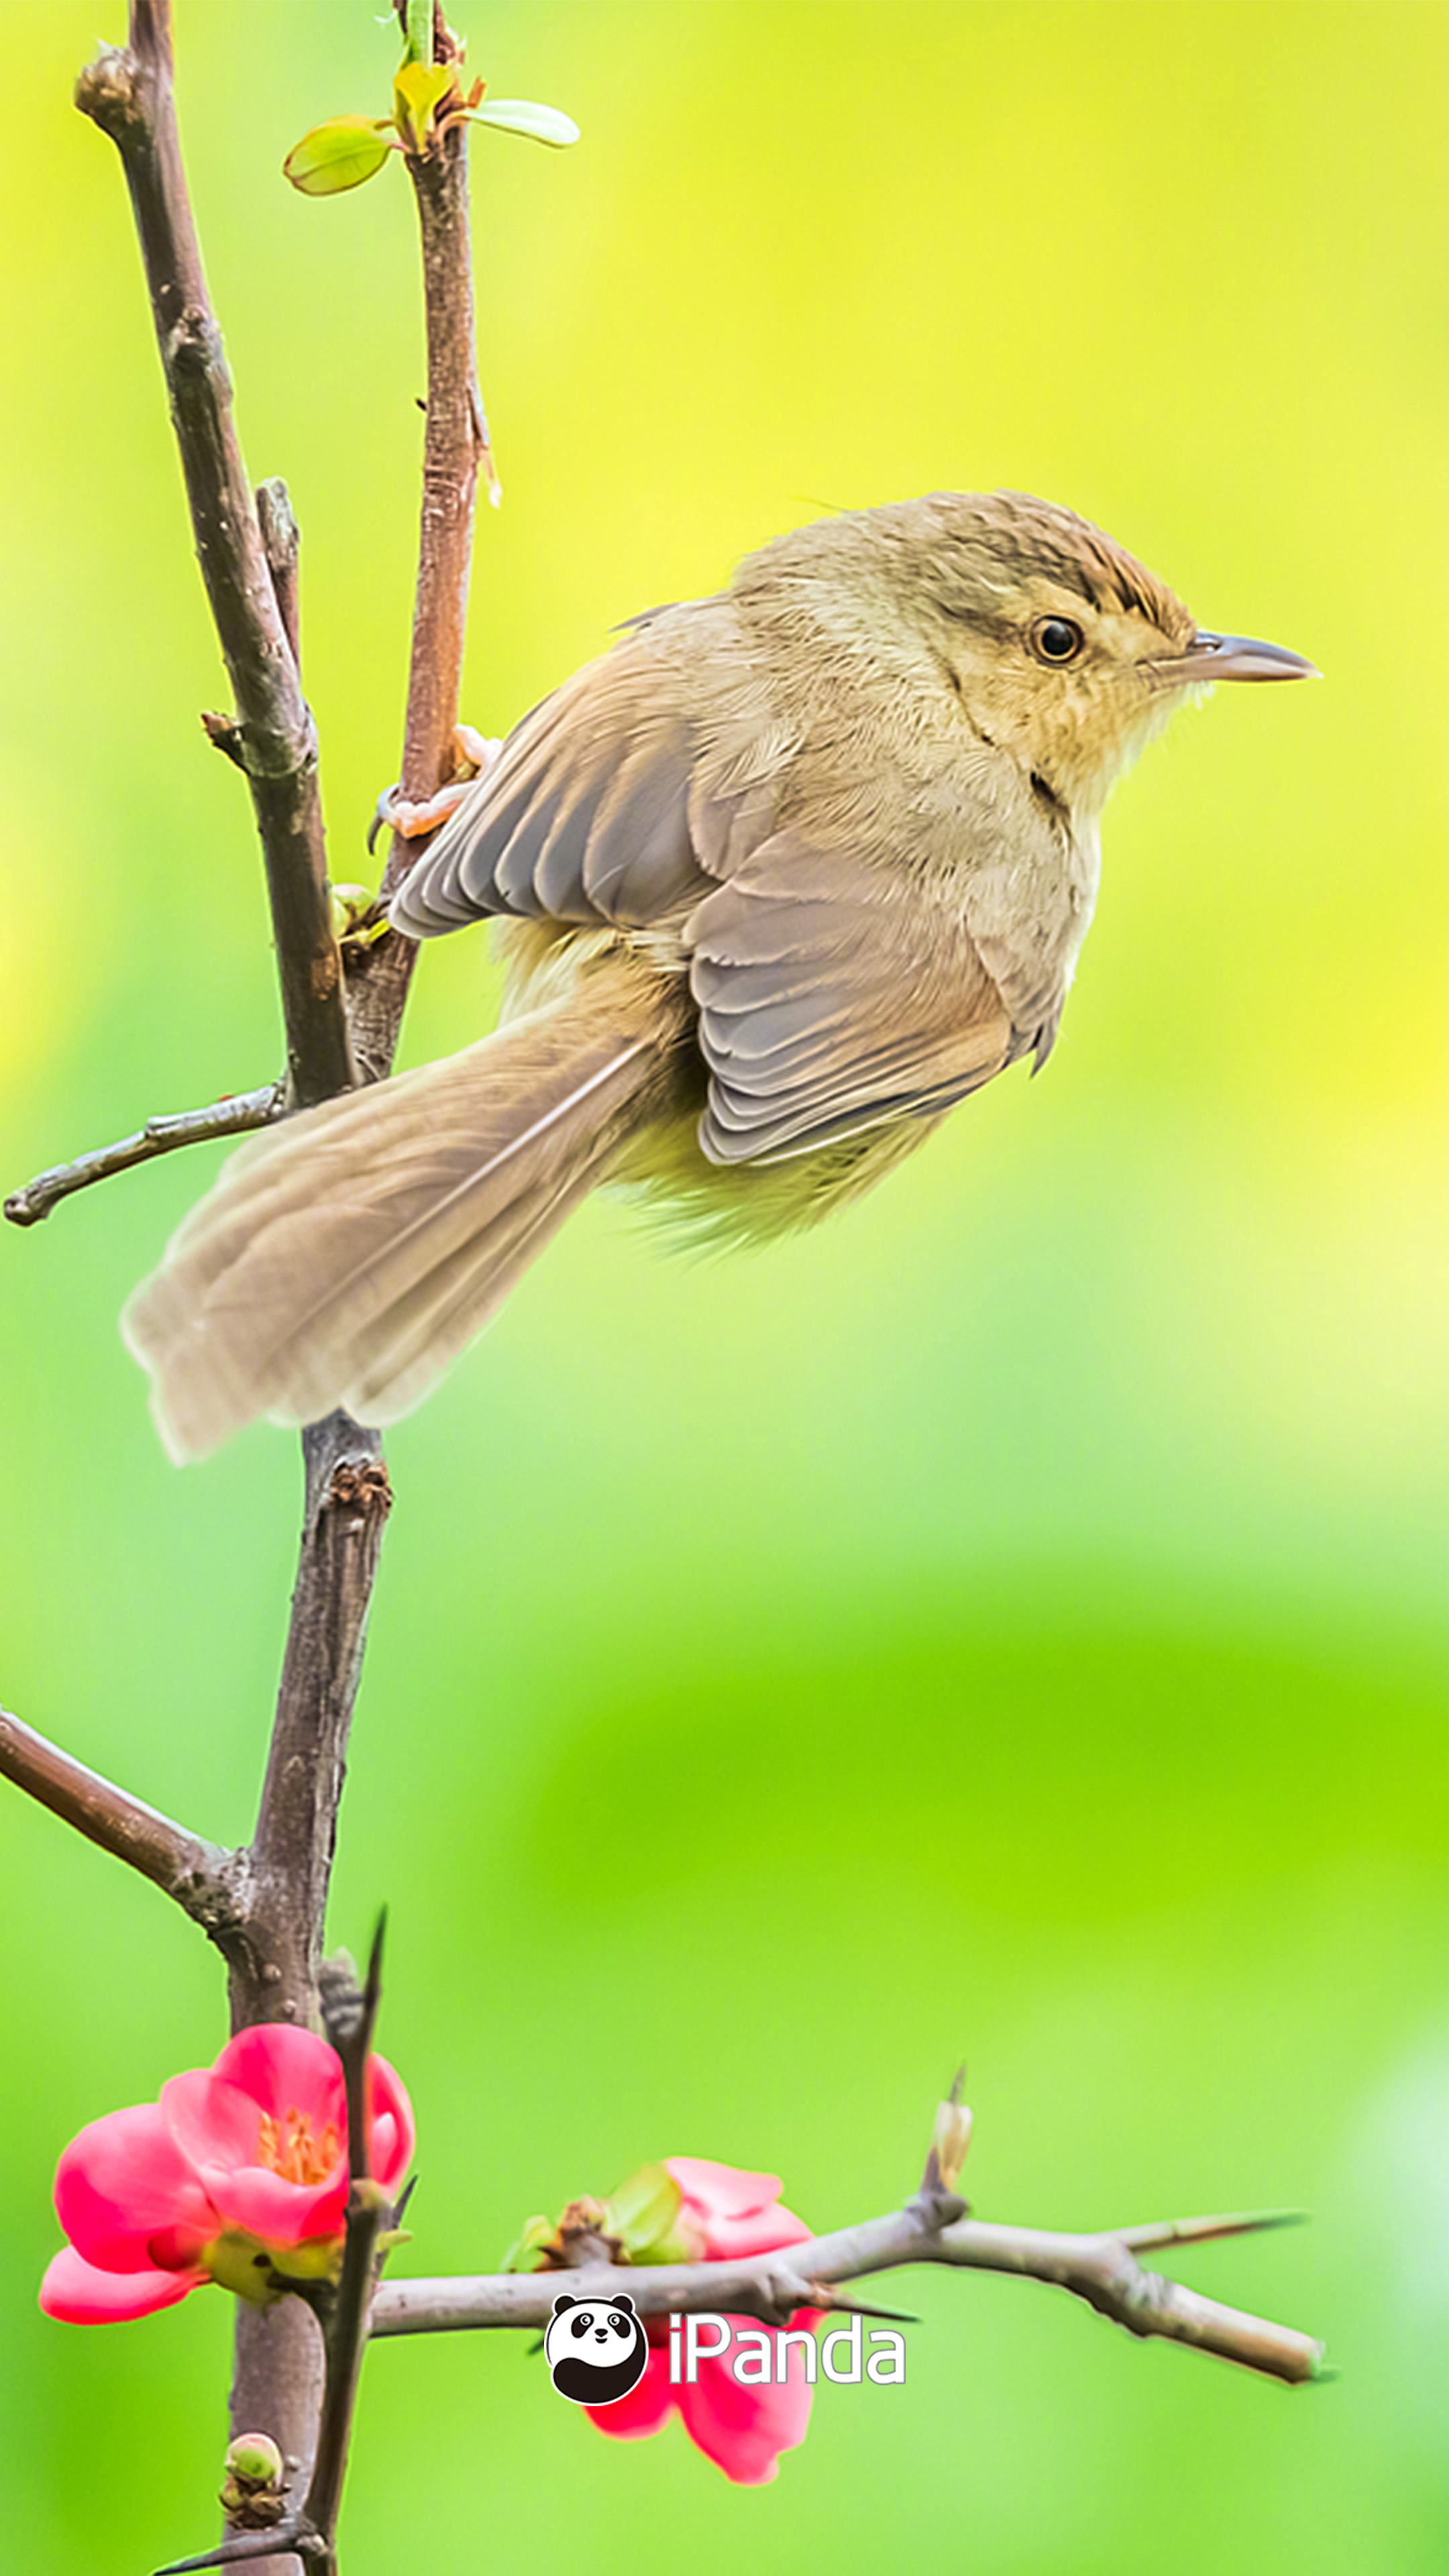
[601,2163,683,2259]
[470,98,581,148]
[393,60,455,154]
[283,117,393,197]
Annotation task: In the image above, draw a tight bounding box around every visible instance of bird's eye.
[1030,616,1085,665]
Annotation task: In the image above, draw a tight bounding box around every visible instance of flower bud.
[220,2432,287,2530]
[930,2094,973,2195]
[225,2434,284,2486]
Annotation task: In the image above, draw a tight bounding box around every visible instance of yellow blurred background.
[1,2,1446,2567]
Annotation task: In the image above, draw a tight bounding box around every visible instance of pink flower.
[584,2157,818,2485]
[40,2024,414,2324]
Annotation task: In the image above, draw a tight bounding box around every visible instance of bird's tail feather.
[123,967,674,1460]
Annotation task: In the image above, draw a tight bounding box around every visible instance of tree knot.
[325,1459,393,1523]
[164,306,228,387]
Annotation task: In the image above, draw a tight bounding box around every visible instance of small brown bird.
[124,491,1313,1460]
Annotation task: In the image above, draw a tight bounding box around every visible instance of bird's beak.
[1174,630,1320,684]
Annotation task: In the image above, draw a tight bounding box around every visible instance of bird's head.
[913,490,1317,817]
[746,491,1316,824]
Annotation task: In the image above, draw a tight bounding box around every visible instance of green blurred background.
[2,1,1446,2565]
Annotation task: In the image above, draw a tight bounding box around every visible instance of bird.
[123,490,1315,1460]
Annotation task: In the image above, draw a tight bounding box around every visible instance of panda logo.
[545,2291,650,2406]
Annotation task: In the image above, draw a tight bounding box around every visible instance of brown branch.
[211,15,477,2561]
[369,2200,1324,2387]
[223,1419,392,2573]
[239,1429,394,2012]
[74,1,353,1112]
[219,7,484,2504]
[4,1086,284,1228]
[345,12,484,1086]
[0,1704,241,1937]
[68,0,484,2532]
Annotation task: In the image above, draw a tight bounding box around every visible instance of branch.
[221,1420,392,2573]
[213,10,481,2553]
[74,2,353,1111]
[240,1430,394,2012]
[345,9,484,1087]
[300,1924,390,2574]
[0,1704,241,1937]
[4,1087,284,1229]
[369,2201,1324,2387]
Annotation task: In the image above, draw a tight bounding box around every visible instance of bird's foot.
[368,722,502,853]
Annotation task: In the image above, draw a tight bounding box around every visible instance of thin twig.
[4,1087,284,1228]
[368,2202,1324,2387]
[74,0,353,1111]
[0,1704,241,1939]
[301,1923,390,2569]
[345,6,484,1086]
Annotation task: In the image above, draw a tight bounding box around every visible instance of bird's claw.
[366,723,502,853]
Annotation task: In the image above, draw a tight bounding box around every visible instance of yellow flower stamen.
[255,2106,341,2188]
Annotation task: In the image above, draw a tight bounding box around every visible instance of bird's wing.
[390,609,789,937]
[686,834,1013,1165]
[391,606,1030,1163]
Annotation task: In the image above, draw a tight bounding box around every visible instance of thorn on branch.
[154,2524,326,2575]
[320,1909,386,2183]
[1120,2208,1310,2253]
[300,1912,398,2555]
[809,2286,919,2325]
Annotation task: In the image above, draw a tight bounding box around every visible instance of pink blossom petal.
[677,2344,813,2485]
[582,2348,678,2442]
[161,2072,268,2174]
[55,2104,218,2273]
[661,2158,813,2260]
[40,2246,203,2324]
[211,2161,347,2252]
[665,2159,784,2220]
[211,2025,344,2128]
[365,2055,415,2192]
[698,2201,813,2261]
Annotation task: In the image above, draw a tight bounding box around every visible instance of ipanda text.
[667,2311,906,2385]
